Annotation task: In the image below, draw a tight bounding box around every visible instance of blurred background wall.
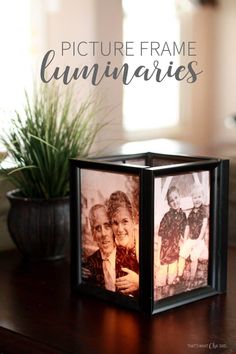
[1,0,236,250]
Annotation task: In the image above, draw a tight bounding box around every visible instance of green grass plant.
[0,84,106,198]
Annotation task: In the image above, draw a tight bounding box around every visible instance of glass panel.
[80,168,140,298]
[153,170,210,303]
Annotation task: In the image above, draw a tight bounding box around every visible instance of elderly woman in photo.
[107,190,139,295]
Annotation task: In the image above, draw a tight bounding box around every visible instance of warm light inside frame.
[154,170,210,302]
[79,168,140,298]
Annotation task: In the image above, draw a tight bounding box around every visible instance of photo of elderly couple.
[80,169,139,298]
[154,170,210,301]
[80,168,210,302]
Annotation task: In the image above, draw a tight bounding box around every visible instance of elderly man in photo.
[83,204,139,296]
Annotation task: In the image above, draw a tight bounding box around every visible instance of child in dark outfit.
[157,186,187,286]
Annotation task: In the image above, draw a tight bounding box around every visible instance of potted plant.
[0,83,105,261]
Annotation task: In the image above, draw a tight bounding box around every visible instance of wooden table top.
[0,248,236,354]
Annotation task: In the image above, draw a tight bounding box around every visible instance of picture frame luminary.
[70,152,229,315]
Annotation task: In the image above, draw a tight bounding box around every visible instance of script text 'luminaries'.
[40,50,203,85]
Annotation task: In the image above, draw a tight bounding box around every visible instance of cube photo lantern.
[70,152,229,315]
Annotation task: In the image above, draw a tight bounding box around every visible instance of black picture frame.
[70,152,229,315]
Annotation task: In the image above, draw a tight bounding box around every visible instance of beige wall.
[213,0,236,146]
[183,0,236,147]
[1,0,236,251]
